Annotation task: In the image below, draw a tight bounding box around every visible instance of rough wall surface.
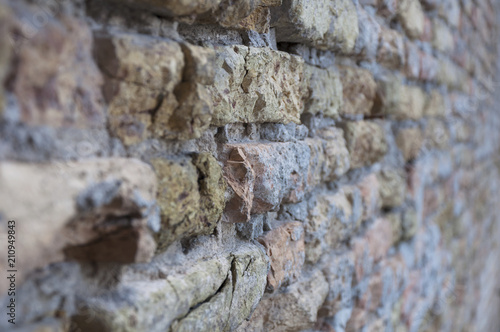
[0,0,500,331]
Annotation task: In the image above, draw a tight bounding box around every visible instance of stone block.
[398,0,425,39]
[152,153,225,250]
[376,79,426,120]
[424,90,447,117]
[9,7,104,128]
[338,66,377,117]
[257,221,305,291]
[209,45,305,126]
[271,0,359,54]
[396,127,424,162]
[239,268,329,331]
[356,174,382,221]
[303,65,343,119]
[377,27,405,69]
[432,19,455,53]
[377,169,407,208]
[343,121,388,169]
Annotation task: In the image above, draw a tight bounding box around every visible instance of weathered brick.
[377,27,405,69]
[396,127,424,162]
[352,218,393,280]
[343,121,388,169]
[398,0,425,39]
[338,66,377,117]
[257,221,305,291]
[319,251,355,318]
[304,190,357,263]
[424,119,450,150]
[303,65,343,119]
[73,243,267,332]
[356,174,382,221]
[152,153,225,250]
[432,18,455,53]
[424,90,447,117]
[271,0,359,54]
[9,8,104,128]
[209,45,305,126]
[377,169,407,209]
[0,159,158,293]
[376,79,426,120]
[95,34,214,144]
[223,131,349,221]
[239,268,329,331]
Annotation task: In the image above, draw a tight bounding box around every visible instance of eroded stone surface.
[209,45,305,126]
[303,65,343,118]
[338,66,377,117]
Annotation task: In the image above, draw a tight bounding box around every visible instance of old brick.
[240,268,329,331]
[343,121,388,169]
[303,65,343,119]
[396,127,424,162]
[424,90,447,117]
[10,9,104,128]
[152,154,225,250]
[338,66,377,117]
[432,18,455,53]
[0,159,158,293]
[96,34,215,144]
[377,79,426,120]
[377,28,405,69]
[356,174,382,221]
[398,0,425,39]
[319,251,355,318]
[271,0,359,54]
[352,218,393,280]
[305,190,357,263]
[209,45,305,126]
[377,169,407,209]
[257,221,305,291]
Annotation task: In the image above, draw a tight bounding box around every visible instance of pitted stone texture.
[376,79,426,120]
[396,127,424,162]
[343,121,388,169]
[257,221,305,291]
[209,45,305,126]
[237,268,329,332]
[303,65,343,119]
[0,159,158,293]
[338,66,377,117]
[152,154,225,250]
[271,0,359,54]
[8,6,104,128]
[377,169,407,209]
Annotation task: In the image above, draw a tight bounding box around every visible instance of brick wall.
[0,0,500,331]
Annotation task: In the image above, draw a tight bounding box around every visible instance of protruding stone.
[257,221,305,291]
[271,0,359,54]
[338,66,377,117]
[343,121,388,169]
[0,159,158,293]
